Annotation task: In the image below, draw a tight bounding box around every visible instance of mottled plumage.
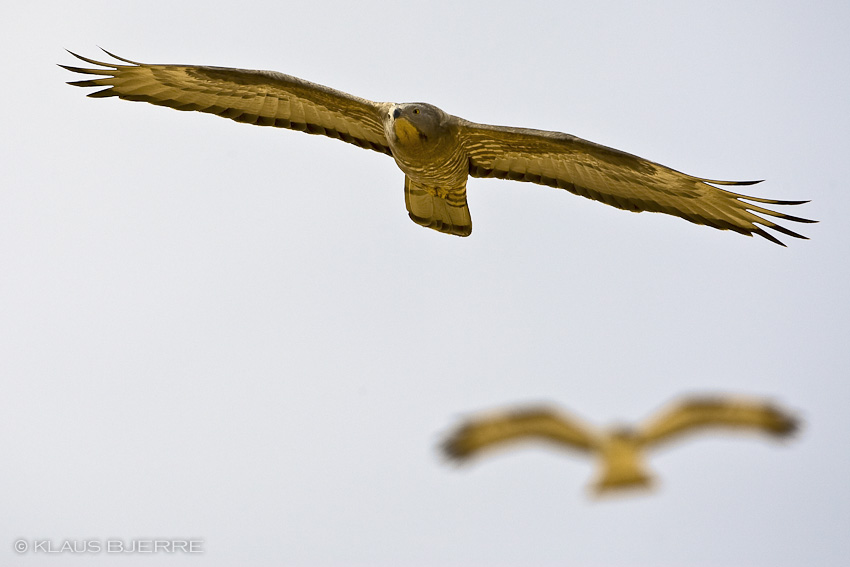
[442,396,798,495]
[61,50,816,244]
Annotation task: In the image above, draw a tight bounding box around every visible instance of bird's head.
[607,426,640,445]
[387,103,449,147]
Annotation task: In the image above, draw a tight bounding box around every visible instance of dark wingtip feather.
[58,64,88,74]
[778,415,800,437]
[86,88,118,98]
[767,223,809,241]
[753,228,787,247]
[66,49,102,67]
[715,185,814,207]
[742,197,813,207]
[702,178,764,186]
[775,213,818,224]
[97,47,142,65]
[764,404,800,437]
[440,433,470,461]
[66,79,102,87]
[767,199,811,206]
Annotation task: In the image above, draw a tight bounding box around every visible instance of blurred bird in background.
[442,395,798,496]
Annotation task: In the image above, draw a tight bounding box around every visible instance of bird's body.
[442,396,798,495]
[595,429,653,492]
[387,104,473,234]
[62,50,815,244]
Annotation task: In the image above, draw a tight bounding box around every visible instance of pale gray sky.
[3,1,849,565]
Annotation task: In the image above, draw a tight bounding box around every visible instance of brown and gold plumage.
[442,396,798,495]
[61,50,815,244]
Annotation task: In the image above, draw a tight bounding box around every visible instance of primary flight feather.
[442,395,798,495]
[61,49,815,244]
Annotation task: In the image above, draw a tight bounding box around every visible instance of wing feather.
[460,121,815,245]
[442,406,600,460]
[61,49,392,155]
[637,396,798,447]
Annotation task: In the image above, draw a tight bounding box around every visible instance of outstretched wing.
[61,49,392,154]
[460,121,815,245]
[637,396,798,447]
[442,406,600,460]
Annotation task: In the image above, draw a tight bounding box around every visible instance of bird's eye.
[413,108,420,115]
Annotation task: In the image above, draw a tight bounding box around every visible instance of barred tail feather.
[404,177,472,237]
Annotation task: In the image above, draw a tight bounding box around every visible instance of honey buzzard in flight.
[61,50,814,244]
[442,395,798,495]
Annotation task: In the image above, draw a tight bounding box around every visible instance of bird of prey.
[61,50,815,244]
[442,396,798,495]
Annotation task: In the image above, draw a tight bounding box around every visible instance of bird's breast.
[385,118,468,187]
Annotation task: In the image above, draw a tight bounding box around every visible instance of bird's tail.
[591,439,654,495]
[592,463,653,495]
[404,177,472,237]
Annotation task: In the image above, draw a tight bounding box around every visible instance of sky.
[3,1,849,565]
